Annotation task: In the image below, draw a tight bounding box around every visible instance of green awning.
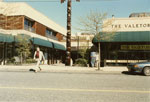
[0,33,14,43]
[15,34,31,42]
[31,37,53,48]
[53,43,66,51]
[93,31,150,43]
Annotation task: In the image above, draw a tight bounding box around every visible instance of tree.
[16,34,31,64]
[77,10,117,70]
[77,10,107,34]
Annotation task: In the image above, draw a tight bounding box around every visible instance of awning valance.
[31,37,53,48]
[53,43,66,51]
[93,31,150,43]
[0,33,14,43]
[14,34,31,42]
[0,33,65,50]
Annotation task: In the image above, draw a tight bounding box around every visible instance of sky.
[4,0,150,34]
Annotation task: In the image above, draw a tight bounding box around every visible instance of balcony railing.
[24,24,35,33]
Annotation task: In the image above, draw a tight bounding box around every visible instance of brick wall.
[0,14,6,29]
[0,14,24,30]
[56,32,63,41]
[35,22,46,36]
[0,14,66,40]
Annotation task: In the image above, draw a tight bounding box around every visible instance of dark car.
[127,62,150,76]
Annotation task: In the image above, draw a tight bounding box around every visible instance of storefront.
[0,2,67,65]
[93,31,150,66]
[93,13,150,67]
[0,33,66,65]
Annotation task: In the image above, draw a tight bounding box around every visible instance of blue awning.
[0,33,14,43]
[93,31,150,43]
[15,34,31,42]
[31,37,53,48]
[53,43,66,51]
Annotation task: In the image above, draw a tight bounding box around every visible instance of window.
[46,28,53,36]
[24,18,35,32]
[46,28,58,40]
[63,36,66,40]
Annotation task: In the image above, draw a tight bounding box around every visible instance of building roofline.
[107,17,150,20]
[0,2,67,36]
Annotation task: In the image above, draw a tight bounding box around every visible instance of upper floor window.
[46,28,58,40]
[24,18,35,32]
[63,35,66,41]
[46,28,53,36]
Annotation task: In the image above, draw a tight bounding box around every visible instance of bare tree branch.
[76,10,118,69]
[76,10,108,35]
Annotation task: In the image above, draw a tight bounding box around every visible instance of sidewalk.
[0,64,128,73]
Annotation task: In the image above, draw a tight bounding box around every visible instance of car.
[127,62,150,76]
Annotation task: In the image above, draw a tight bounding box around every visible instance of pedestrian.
[95,52,99,67]
[90,51,96,67]
[33,47,45,73]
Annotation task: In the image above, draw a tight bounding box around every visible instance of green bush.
[75,58,88,67]
[26,58,36,64]
[7,57,15,64]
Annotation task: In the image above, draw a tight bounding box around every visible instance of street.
[0,71,150,102]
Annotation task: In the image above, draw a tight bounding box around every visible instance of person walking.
[90,51,96,67]
[95,52,99,67]
[33,47,45,73]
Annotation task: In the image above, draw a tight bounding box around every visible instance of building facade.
[70,33,94,63]
[0,2,66,65]
[93,13,150,67]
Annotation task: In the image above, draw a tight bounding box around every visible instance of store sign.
[121,45,150,50]
[112,24,150,29]
[103,18,150,32]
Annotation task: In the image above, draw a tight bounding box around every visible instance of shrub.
[26,58,36,64]
[7,57,15,64]
[75,58,88,67]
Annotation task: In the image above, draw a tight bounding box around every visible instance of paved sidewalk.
[0,64,128,73]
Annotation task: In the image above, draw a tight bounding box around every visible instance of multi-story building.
[71,33,94,50]
[0,2,66,65]
[69,33,94,63]
[61,33,94,63]
[93,12,150,67]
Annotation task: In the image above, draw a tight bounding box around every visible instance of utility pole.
[61,0,80,66]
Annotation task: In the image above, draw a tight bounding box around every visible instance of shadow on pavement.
[29,69,36,72]
[122,71,143,76]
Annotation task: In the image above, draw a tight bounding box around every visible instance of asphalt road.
[0,72,150,102]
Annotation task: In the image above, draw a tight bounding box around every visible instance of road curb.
[0,65,128,74]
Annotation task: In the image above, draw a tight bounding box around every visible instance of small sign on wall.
[121,45,150,50]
